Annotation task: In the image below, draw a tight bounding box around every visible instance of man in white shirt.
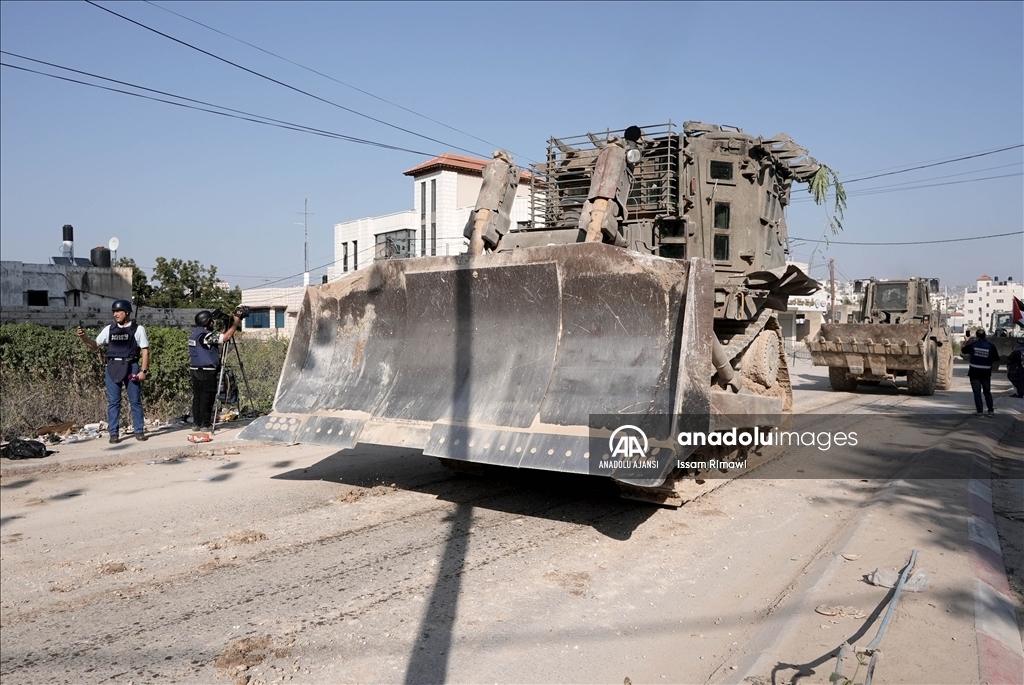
[77,299,150,443]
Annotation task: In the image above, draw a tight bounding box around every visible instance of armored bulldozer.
[240,121,827,504]
[809,278,953,394]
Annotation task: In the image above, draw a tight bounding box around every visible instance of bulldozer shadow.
[271,444,658,540]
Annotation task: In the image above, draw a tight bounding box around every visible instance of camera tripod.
[211,337,255,433]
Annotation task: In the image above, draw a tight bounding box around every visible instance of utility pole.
[295,198,313,287]
[829,258,836,324]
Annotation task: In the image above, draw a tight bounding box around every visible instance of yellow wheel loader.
[809,278,954,394]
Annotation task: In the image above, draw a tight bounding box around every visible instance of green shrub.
[142,326,192,420]
[0,323,289,439]
[0,323,106,439]
[225,334,289,413]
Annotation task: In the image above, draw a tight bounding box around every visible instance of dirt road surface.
[2,359,1021,684]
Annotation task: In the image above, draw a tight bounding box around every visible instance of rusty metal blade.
[239,244,707,485]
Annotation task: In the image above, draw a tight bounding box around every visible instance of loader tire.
[744,329,781,388]
[828,367,858,392]
[936,345,953,390]
[908,344,938,396]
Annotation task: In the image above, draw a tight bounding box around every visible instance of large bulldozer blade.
[239,243,719,486]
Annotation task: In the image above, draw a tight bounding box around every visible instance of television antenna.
[108,236,120,263]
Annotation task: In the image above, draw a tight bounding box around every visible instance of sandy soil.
[1,359,1020,684]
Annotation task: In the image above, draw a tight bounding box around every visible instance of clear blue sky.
[2,1,1021,290]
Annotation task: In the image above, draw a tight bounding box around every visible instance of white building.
[775,261,826,345]
[328,153,533,278]
[238,286,307,339]
[242,153,533,338]
[963,275,1023,330]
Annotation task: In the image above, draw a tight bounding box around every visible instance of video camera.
[209,305,250,326]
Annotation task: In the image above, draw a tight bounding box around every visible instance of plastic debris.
[36,421,75,436]
[867,567,931,592]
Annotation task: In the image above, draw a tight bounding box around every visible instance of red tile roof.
[977,275,992,281]
[404,153,489,177]
[404,153,533,181]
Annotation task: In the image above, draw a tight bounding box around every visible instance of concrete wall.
[0,305,205,330]
[1,261,132,310]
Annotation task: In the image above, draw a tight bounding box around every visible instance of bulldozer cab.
[516,123,818,276]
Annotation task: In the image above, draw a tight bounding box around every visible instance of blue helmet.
[111,299,132,314]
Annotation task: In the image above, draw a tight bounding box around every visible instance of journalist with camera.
[189,306,247,431]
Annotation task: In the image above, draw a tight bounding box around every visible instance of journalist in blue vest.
[77,299,150,443]
[961,328,1000,416]
[189,309,241,431]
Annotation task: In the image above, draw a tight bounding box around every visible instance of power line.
[85,0,489,158]
[851,161,1020,189]
[0,58,432,155]
[790,170,1023,203]
[842,144,1023,183]
[247,235,470,290]
[788,230,1023,246]
[142,0,533,164]
[839,146,1018,178]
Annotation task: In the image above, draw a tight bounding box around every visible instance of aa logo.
[609,425,648,459]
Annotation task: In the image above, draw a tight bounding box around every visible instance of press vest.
[106,321,140,361]
[967,339,997,374]
[188,327,220,369]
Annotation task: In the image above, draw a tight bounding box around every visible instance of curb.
[727,411,1024,685]
[967,418,1024,685]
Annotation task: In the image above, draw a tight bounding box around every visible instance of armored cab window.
[714,202,730,230]
[877,284,908,311]
[713,202,730,260]
[661,221,686,238]
[713,235,730,261]
[658,221,686,260]
[709,161,733,181]
[660,244,686,259]
[762,190,780,224]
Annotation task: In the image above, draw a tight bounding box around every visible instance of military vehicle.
[240,121,830,504]
[960,310,1023,370]
[808,278,954,394]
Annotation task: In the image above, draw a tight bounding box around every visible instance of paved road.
[1,359,1021,684]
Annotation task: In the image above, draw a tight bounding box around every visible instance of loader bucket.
[239,243,719,487]
[809,322,932,374]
